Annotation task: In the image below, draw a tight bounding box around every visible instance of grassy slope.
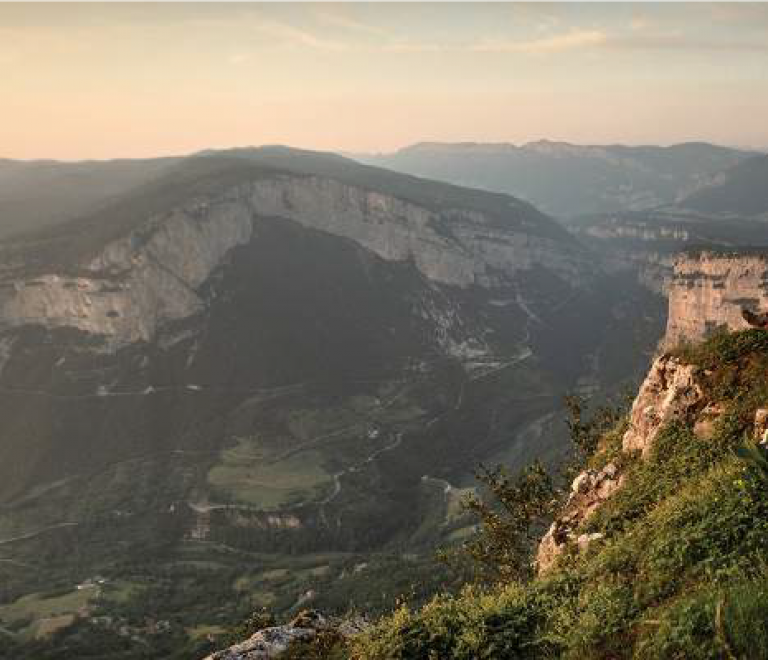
[342,329,768,659]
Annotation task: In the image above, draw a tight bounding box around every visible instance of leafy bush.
[350,585,552,660]
[458,462,556,582]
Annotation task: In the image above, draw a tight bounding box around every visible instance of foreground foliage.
[342,331,768,658]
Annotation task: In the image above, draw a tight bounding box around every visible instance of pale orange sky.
[2,2,768,160]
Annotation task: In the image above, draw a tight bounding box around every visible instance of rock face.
[664,251,768,348]
[536,463,620,573]
[0,172,585,347]
[204,610,367,660]
[622,354,703,456]
[244,176,584,288]
[0,201,253,344]
[538,350,706,572]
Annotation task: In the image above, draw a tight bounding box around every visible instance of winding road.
[0,522,78,546]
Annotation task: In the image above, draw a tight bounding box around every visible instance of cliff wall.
[0,174,586,346]
[664,251,768,347]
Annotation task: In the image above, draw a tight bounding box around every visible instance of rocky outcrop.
[0,174,586,347]
[536,463,620,573]
[664,251,768,347]
[204,610,367,660]
[240,175,585,288]
[581,221,690,243]
[0,200,253,345]
[755,408,768,444]
[622,354,703,456]
[538,351,706,572]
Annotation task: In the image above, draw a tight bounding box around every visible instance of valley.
[0,143,764,658]
[0,148,669,657]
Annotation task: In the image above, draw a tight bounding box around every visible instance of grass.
[0,585,98,640]
[207,437,332,509]
[33,614,75,639]
[187,624,227,640]
[101,580,140,604]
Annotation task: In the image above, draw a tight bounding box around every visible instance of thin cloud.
[630,16,651,32]
[473,29,607,55]
[228,52,249,66]
[254,19,349,52]
[471,26,768,56]
[606,33,768,53]
[313,9,389,38]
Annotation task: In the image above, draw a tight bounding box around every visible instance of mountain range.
[356,140,757,218]
[0,142,765,657]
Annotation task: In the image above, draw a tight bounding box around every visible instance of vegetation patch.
[0,585,98,640]
[207,438,332,509]
[342,330,768,659]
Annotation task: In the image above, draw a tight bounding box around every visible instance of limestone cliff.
[537,351,707,571]
[0,171,586,347]
[664,251,768,347]
[0,201,253,344]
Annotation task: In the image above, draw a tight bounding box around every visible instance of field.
[207,438,332,509]
[0,584,99,640]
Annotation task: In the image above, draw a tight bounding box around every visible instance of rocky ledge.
[204,610,368,660]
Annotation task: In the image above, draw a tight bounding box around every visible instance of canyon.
[0,146,765,659]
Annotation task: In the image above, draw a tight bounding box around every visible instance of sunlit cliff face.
[665,252,768,347]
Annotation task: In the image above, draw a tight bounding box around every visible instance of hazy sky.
[3,2,768,160]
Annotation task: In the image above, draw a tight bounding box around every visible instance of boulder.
[203,610,368,660]
[622,354,703,456]
[536,462,621,573]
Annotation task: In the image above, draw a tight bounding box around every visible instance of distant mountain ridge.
[0,156,181,240]
[679,153,768,218]
[356,140,755,217]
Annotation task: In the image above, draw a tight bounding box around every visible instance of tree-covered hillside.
[210,329,768,660]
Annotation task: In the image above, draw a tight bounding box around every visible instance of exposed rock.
[664,251,768,348]
[203,610,368,660]
[0,200,253,345]
[576,532,605,551]
[0,174,587,348]
[742,308,768,329]
[205,624,316,660]
[622,354,703,456]
[536,462,621,573]
[755,408,768,444]
[539,350,711,573]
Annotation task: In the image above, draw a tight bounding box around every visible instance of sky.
[2,2,768,160]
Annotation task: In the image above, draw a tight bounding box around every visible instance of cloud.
[473,29,607,54]
[471,24,768,57]
[606,33,768,53]
[313,9,388,38]
[254,19,348,52]
[630,16,651,32]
